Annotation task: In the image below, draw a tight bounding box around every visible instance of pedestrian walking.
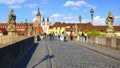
[69,31,73,41]
[81,32,85,42]
[49,33,52,40]
[84,32,87,41]
[60,32,65,41]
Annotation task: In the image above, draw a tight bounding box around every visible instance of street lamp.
[90,8,94,25]
[90,8,94,36]
[79,15,82,23]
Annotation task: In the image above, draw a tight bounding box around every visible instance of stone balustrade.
[0,36,34,68]
[0,36,30,45]
[89,36,120,50]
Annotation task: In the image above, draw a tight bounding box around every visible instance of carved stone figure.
[105,11,114,37]
[105,11,114,30]
[8,9,16,35]
[8,9,16,29]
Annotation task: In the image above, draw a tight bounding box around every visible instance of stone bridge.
[0,36,120,68]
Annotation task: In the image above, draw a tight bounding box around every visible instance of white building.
[41,17,50,34]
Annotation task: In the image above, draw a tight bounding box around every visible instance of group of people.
[59,31,73,42]
[80,32,87,42]
[49,32,55,40]
[48,31,87,42]
[60,32,66,42]
[59,31,87,42]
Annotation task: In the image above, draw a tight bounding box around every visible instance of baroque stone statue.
[8,9,16,30]
[105,11,114,37]
[8,9,17,35]
[105,11,114,32]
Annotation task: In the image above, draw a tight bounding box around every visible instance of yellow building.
[49,22,65,35]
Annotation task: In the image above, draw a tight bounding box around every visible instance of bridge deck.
[17,37,120,68]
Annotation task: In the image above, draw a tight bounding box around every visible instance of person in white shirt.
[60,32,65,41]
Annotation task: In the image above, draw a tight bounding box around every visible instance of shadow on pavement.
[32,54,54,68]
[16,42,39,68]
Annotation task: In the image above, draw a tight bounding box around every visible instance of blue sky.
[0,0,120,25]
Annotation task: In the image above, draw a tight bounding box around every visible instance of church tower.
[42,17,45,33]
[36,8,41,26]
[46,17,50,34]
[42,17,45,25]
[33,8,41,27]
[41,17,50,34]
[33,8,41,42]
[47,17,49,25]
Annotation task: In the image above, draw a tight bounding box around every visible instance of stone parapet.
[0,36,34,68]
[89,36,120,50]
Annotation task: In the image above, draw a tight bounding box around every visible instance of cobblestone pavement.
[45,38,120,68]
[73,41,120,61]
[27,41,48,68]
[26,37,120,68]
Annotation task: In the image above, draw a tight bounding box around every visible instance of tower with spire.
[41,17,50,34]
[33,8,41,27]
[33,8,41,42]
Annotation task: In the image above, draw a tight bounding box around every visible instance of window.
[66,26,70,28]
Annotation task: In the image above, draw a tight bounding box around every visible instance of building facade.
[41,17,50,34]
[49,22,120,36]
[0,23,30,35]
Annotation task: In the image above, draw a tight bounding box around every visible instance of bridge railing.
[89,36,120,50]
[0,36,34,68]
[0,35,31,46]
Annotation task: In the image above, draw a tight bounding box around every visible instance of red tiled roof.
[52,22,65,27]
[49,26,53,29]
[0,28,7,35]
[93,26,106,31]
[36,26,43,32]
[114,26,120,31]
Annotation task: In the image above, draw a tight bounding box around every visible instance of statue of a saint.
[105,11,114,37]
[105,11,114,29]
[8,9,16,29]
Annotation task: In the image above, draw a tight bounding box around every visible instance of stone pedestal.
[8,31,16,36]
[106,27,114,37]
[8,27,17,36]
[106,32,114,37]
[7,9,17,36]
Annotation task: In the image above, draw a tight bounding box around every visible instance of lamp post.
[79,15,82,23]
[90,8,94,36]
[90,8,94,25]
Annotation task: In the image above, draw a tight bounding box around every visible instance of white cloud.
[50,13,62,18]
[27,3,38,8]
[114,16,120,25]
[93,16,106,25]
[64,1,87,7]
[115,16,120,19]
[81,19,89,23]
[41,0,48,4]
[50,13,106,26]
[9,5,21,9]
[32,10,37,15]
[63,15,74,20]
[0,0,26,5]
[83,9,88,12]
[50,13,79,23]
[63,1,95,9]
[33,18,36,22]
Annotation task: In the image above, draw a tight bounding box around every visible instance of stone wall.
[0,36,30,45]
[89,36,120,50]
[0,36,34,68]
